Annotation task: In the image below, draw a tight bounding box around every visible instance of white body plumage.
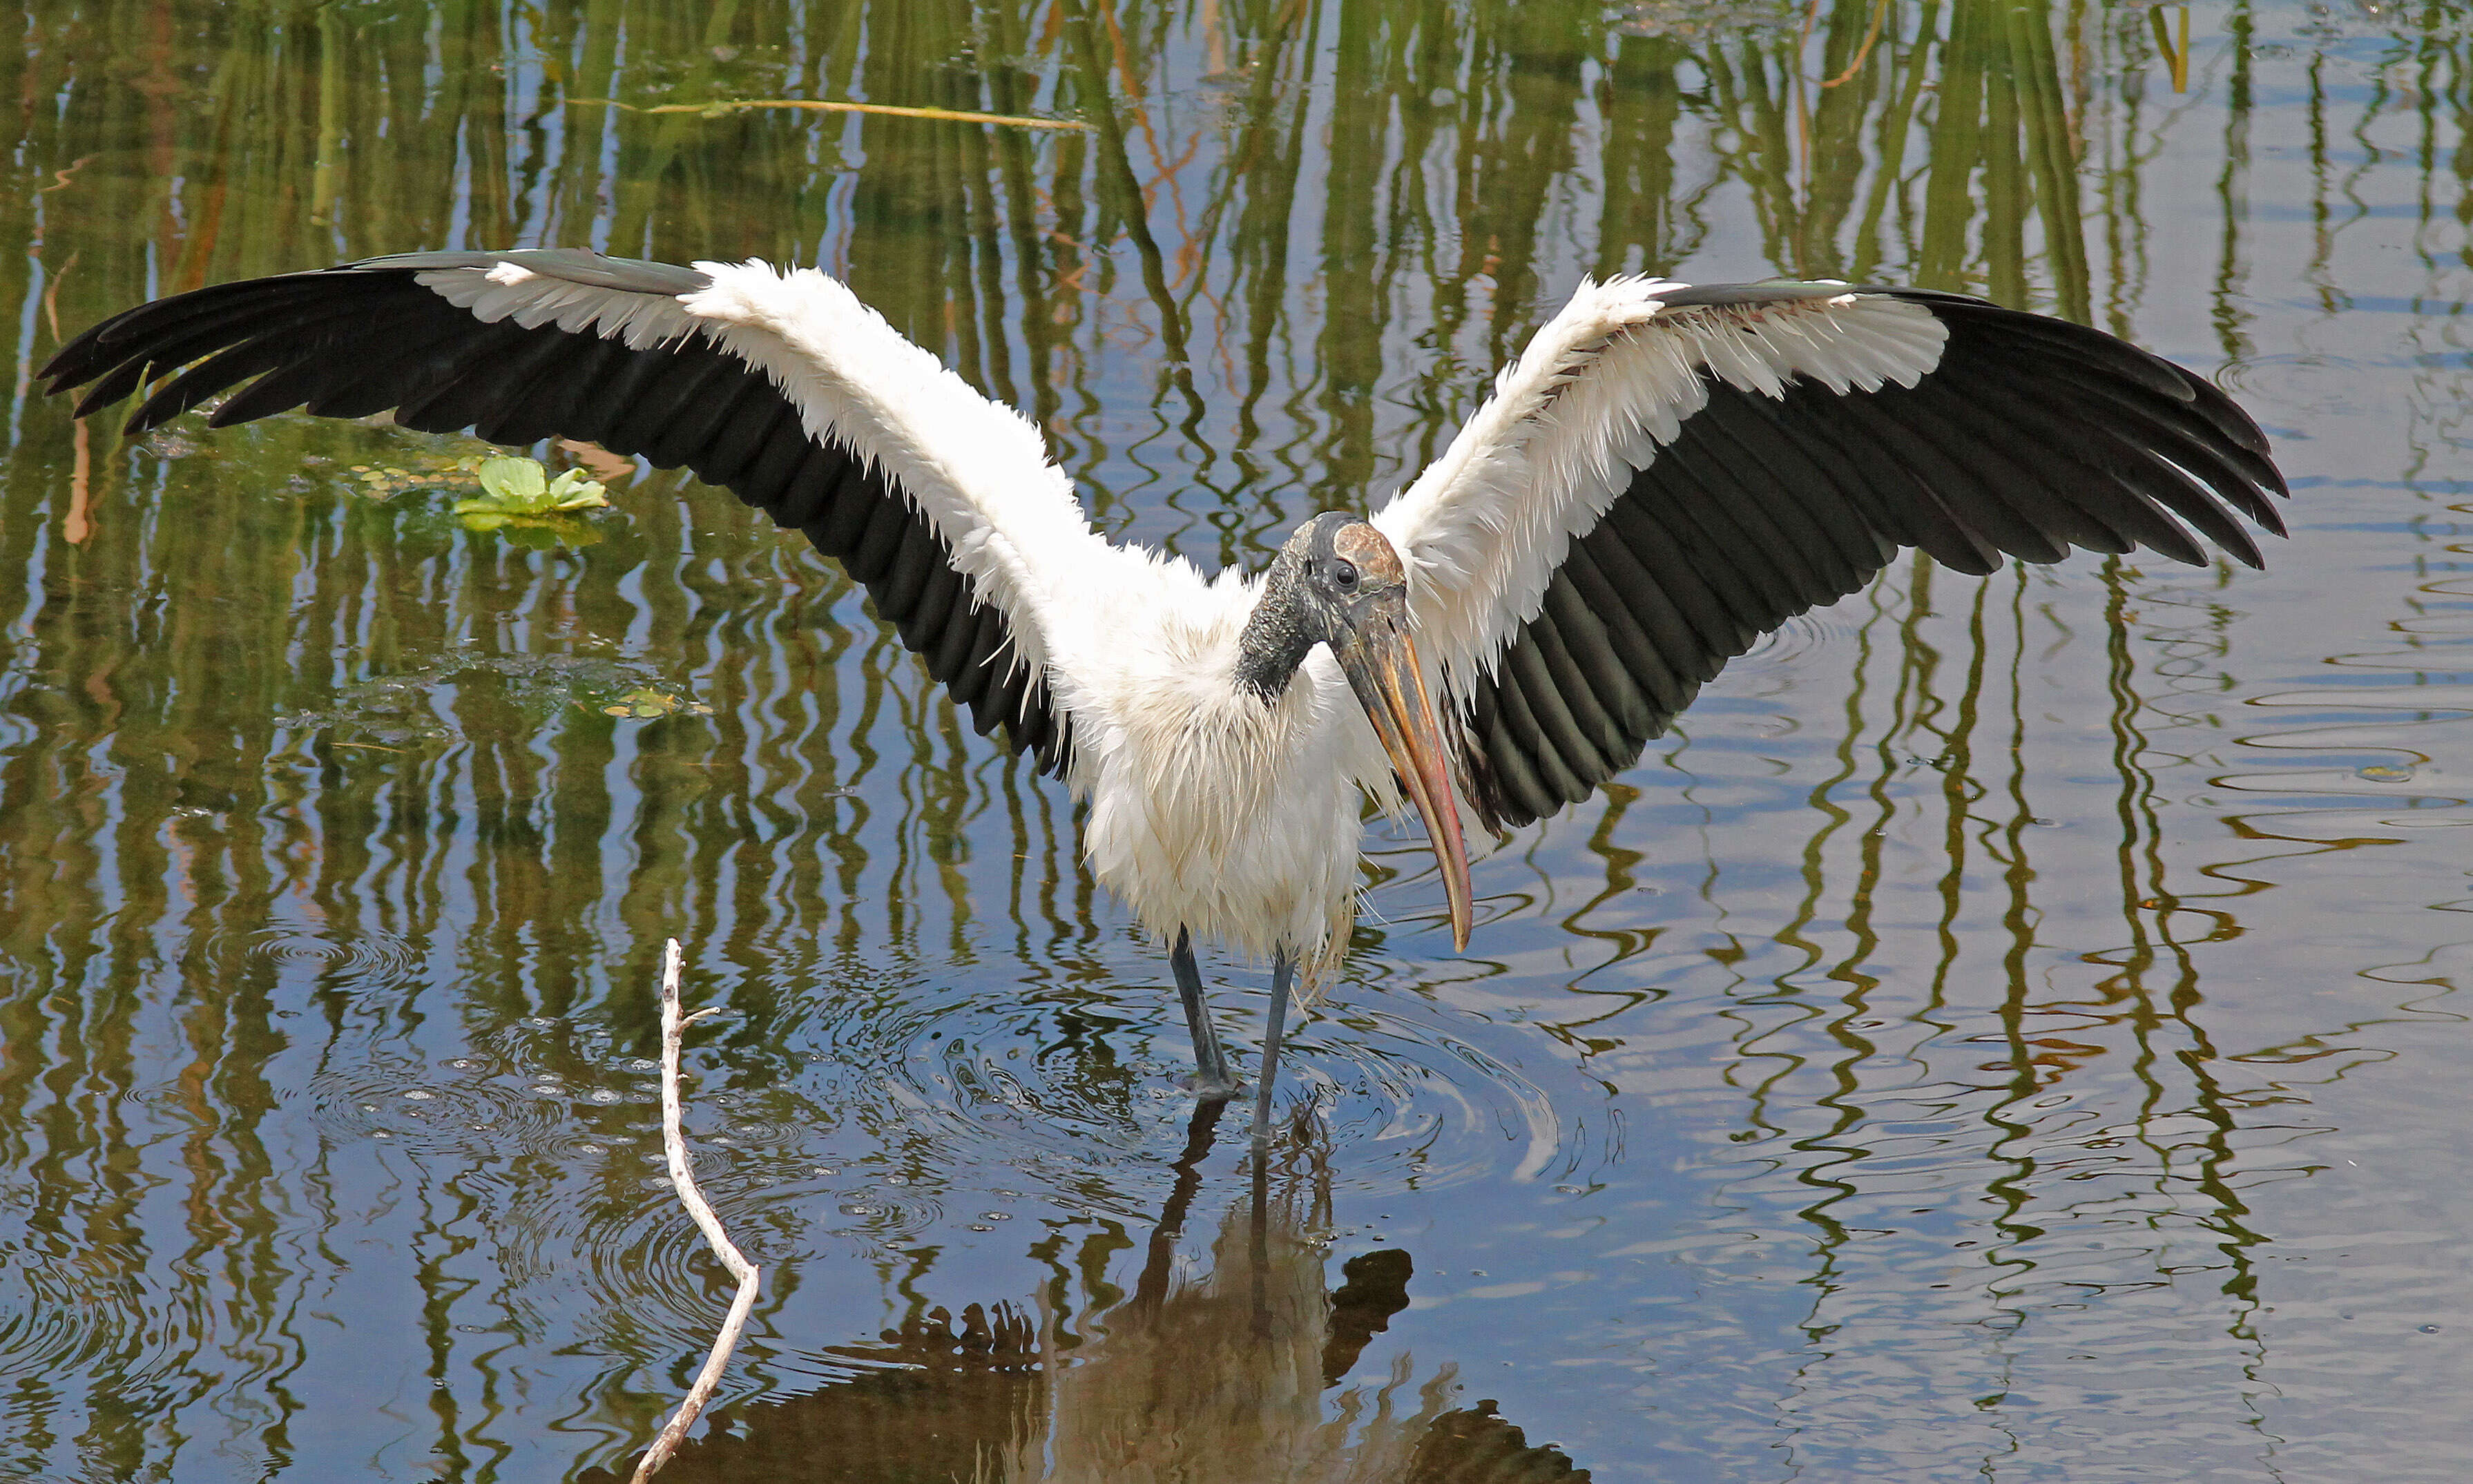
[1052,566,1389,979]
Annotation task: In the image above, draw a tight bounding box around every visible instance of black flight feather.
[39,253,1074,776]
[1456,285,2289,828]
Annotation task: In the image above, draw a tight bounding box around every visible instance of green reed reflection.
[1,0,2464,1479]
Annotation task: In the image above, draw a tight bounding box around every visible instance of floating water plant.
[452,455,610,546]
[454,456,608,522]
[602,686,712,720]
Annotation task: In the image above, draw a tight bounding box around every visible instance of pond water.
[3,0,2471,1478]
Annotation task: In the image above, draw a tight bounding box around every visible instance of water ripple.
[201,922,425,991]
[745,963,1610,1214]
[1731,608,1860,674]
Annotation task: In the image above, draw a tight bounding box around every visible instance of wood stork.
[41,251,2289,1147]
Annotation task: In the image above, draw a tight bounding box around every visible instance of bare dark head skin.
[1235,512,1474,950]
[1233,513,1408,689]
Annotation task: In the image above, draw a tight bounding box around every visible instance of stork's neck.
[1231,559,1317,703]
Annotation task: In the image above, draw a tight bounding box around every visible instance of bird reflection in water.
[585,1105,1586,1483]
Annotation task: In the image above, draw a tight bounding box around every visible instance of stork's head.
[1238,512,1475,951]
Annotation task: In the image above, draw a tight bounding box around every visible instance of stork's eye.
[1333,558,1360,590]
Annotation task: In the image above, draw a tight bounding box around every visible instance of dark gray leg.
[1250,947,1296,1151]
[1171,928,1238,1097]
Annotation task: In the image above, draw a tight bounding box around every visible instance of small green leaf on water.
[356,464,427,497]
[598,686,713,720]
[544,468,609,509]
[474,456,548,505]
[453,456,610,543]
[457,456,610,519]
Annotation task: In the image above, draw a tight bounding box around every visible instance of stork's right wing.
[1375,279,2289,829]
[42,249,1118,773]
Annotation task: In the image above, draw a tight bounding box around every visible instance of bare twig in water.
[631,938,761,1483]
[569,97,1088,132]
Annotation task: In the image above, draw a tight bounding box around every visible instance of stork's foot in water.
[1250,950,1296,1149]
[1177,1068,1245,1100]
[1169,929,1242,1099]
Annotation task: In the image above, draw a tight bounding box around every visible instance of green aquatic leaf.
[456,456,609,519]
[452,456,610,541]
[597,686,713,719]
[542,468,609,509]
[474,455,548,506]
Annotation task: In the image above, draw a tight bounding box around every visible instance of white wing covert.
[43,249,1118,772]
[1374,278,2288,829]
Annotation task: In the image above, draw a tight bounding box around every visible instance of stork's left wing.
[41,249,1122,773]
[1373,279,2289,830]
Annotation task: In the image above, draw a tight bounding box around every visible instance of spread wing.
[41,249,1127,772]
[1373,279,2289,828]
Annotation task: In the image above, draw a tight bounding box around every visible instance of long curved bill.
[1334,617,1476,952]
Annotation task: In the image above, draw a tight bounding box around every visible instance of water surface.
[3,0,2472,1478]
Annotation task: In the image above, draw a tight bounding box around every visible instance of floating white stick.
[630,938,761,1483]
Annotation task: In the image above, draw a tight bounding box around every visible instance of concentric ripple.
[309,1056,581,1157]
[1729,607,1860,675]
[779,955,1613,1211]
[199,921,426,991]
